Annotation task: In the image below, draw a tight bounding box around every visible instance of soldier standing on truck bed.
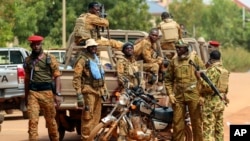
[72,39,105,141]
[23,35,62,141]
[134,28,168,89]
[73,1,123,49]
[164,40,204,141]
[157,12,182,59]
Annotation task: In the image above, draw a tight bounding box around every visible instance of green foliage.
[107,0,152,31]
[222,47,250,72]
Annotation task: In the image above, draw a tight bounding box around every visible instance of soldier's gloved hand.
[168,94,176,104]
[199,97,205,106]
[77,93,84,107]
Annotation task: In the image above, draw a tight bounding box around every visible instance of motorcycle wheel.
[88,122,117,141]
[184,125,193,141]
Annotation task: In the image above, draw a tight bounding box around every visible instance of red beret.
[209,41,220,47]
[28,35,44,43]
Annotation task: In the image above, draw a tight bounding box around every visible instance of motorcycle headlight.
[118,94,129,105]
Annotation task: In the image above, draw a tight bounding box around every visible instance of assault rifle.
[96,4,110,39]
[189,60,228,106]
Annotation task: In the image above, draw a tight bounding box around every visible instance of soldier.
[117,42,150,141]
[24,35,62,141]
[134,28,167,86]
[157,12,182,59]
[164,40,204,141]
[117,42,140,89]
[196,50,230,141]
[206,41,221,68]
[73,1,123,49]
[72,39,105,141]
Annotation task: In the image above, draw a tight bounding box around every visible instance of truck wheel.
[22,111,29,119]
[0,114,4,124]
[58,126,65,141]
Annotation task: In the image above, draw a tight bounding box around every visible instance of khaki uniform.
[73,13,123,49]
[134,37,163,75]
[24,53,60,141]
[72,52,104,141]
[199,61,229,141]
[165,52,204,141]
[116,56,139,88]
[116,56,151,140]
[157,19,182,59]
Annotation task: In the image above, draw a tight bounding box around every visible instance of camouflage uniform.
[73,13,123,49]
[165,51,204,141]
[72,51,105,141]
[157,19,182,59]
[134,37,163,75]
[24,53,60,141]
[199,61,229,141]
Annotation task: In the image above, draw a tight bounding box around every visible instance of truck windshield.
[0,50,24,65]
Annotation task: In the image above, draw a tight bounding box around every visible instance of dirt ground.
[0,72,249,141]
[223,72,250,141]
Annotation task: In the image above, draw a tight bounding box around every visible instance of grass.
[222,47,250,72]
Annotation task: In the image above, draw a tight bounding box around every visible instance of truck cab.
[0,47,30,118]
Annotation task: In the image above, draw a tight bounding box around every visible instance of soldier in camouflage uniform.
[72,39,105,141]
[134,28,164,85]
[164,40,204,141]
[24,35,62,141]
[196,50,230,141]
[73,1,123,49]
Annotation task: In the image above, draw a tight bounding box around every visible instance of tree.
[0,0,152,47]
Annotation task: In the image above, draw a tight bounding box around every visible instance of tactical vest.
[73,14,97,42]
[172,52,197,88]
[25,53,53,82]
[76,54,104,88]
[160,20,179,42]
[215,66,229,93]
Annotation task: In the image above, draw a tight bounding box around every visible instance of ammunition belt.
[29,82,52,91]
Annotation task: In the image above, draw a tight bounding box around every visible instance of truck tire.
[22,111,29,119]
[0,114,4,124]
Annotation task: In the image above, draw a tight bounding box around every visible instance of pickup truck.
[56,29,208,140]
[0,47,30,119]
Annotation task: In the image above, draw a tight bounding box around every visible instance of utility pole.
[243,7,245,28]
[62,0,66,48]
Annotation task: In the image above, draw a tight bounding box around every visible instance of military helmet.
[197,37,206,43]
[175,39,189,47]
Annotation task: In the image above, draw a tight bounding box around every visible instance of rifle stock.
[189,60,227,106]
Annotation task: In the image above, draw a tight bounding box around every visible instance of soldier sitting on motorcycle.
[116,42,151,141]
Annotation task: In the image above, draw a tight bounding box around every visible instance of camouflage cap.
[175,39,189,47]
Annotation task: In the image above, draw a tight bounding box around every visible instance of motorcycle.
[87,76,193,141]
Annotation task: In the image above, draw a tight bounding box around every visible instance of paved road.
[1,72,250,141]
